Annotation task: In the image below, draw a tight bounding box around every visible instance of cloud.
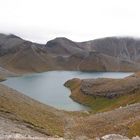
[0,0,139,43]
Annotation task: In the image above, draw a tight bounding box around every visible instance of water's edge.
[2,71,133,111]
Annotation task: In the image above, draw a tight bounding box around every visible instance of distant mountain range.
[0,33,140,73]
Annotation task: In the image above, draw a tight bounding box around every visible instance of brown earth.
[1,81,140,139]
[63,73,140,138]
[0,83,65,137]
[65,72,140,99]
[1,34,140,73]
[0,71,140,139]
[64,73,140,111]
[64,103,140,139]
[69,72,140,98]
[0,34,140,139]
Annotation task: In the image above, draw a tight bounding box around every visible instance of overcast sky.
[0,0,140,43]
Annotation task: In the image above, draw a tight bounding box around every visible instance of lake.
[2,71,132,111]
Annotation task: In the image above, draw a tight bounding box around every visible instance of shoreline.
[0,71,140,138]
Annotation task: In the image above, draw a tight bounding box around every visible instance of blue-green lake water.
[2,71,132,111]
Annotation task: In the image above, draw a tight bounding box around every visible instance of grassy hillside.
[64,77,140,138]
[0,75,140,139]
[0,84,65,136]
[64,73,140,113]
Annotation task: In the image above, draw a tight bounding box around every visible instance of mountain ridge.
[1,33,140,139]
[0,34,140,73]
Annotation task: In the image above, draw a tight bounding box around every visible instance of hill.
[1,34,140,139]
[0,34,140,73]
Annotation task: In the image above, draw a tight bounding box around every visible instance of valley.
[0,34,140,139]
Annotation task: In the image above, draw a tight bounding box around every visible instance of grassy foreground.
[64,77,140,137]
[0,74,140,138]
[0,84,65,136]
[64,76,140,113]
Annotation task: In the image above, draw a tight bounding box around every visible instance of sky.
[0,0,140,43]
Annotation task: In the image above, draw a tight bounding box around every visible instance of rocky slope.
[1,81,140,139]
[80,78,131,98]
[46,37,140,72]
[75,72,140,98]
[65,72,140,112]
[1,34,140,73]
[65,103,140,139]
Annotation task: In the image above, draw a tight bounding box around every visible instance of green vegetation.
[74,91,140,113]
[0,84,64,136]
[65,79,140,113]
[65,78,140,137]
[1,74,140,138]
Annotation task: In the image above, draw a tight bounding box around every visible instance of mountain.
[0,34,140,73]
[0,34,52,73]
[1,33,140,139]
[46,37,140,72]
[65,72,140,98]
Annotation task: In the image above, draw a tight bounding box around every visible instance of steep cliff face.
[0,34,140,73]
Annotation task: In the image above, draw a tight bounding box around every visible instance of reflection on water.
[2,71,132,111]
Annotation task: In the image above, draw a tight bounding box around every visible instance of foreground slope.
[64,73,140,138]
[65,103,140,139]
[1,81,140,139]
[0,83,65,137]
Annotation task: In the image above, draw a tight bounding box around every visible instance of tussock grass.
[65,78,140,113]
[0,84,64,136]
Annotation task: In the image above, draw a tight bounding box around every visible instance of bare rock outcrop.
[97,134,140,140]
